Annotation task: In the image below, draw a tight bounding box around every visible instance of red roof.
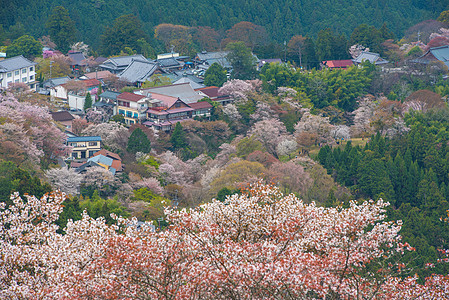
[189,101,213,110]
[83,78,101,87]
[117,92,146,102]
[322,60,353,68]
[92,149,122,171]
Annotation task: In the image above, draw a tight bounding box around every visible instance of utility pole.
[49,60,54,80]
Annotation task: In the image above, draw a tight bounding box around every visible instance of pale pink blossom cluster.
[0,183,448,298]
[218,79,256,102]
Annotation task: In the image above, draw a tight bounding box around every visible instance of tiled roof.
[43,76,71,88]
[353,52,389,65]
[322,60,354,68]
[99,90,121,100]
[0,55,37,72]
[83,78,101,87]
[189,101,213,110]
[83,70,113,79]
[68,52,87,66]
[137,83,203,104]
[196,86,220,98]
[118,59,159,83]
[157,57,183,68]
[100,55,149,70]
[93,149,121,161]
[67,136,102,142]
[172,77,205,89]
[117,92,146,102]
[51,111,75,122]
[89,154,114,167]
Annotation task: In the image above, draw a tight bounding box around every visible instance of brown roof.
[189,101,213,109]
[83,78,101,87]
[322,60,354,68]
[51,111,75,122]
[84,70,113,80]
[196,86,219,98]
[117,92,146,102]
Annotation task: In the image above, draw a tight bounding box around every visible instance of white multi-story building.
[0,55,38,90]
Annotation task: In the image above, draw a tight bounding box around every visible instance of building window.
[133,112,138,118]
[15,79,19,83]
[22,68,26,74]
[22,78,27,82]
[30,84,35,89]
[29,67,34,72]
[7,73,11,78]
[29,75,34,81]
[70,143,78,147]
[130,120,134,124]
[119,109,125,115]
[15,70,19,76]
[88,142,97,146]
[88,150,96,157]
[72,152,78,159]
[126,111,132,118]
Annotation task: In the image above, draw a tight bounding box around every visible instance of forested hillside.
[1,0,446,49]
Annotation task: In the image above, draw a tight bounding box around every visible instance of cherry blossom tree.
[45,167,84,195]
[349,44,369,59]
[294,111,334,146]
[249,118,288,157]
[1,183,449,298]
[218,79,255,102]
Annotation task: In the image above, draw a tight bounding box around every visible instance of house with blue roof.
[67,136,102,159]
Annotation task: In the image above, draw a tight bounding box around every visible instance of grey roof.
[0,55,37,72]
[68,52,87,66]
[100,55,149,71]
[413,45,449,68]
[75,161,101,173]
[43,76,71,88]
[196,51,231,69]
[67,136,102,142]
[172,76,205,89]
[93,101,115,108]
[99,90,121,100]
[118,59,159,83]
[352,52,389,65]
[136,83,204,104]
[157,57,184,68]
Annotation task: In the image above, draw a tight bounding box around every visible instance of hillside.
[1,0,447,49]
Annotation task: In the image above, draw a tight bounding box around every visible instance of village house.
[116,92,148,125]
[352,52,389,66]
[50,111,75,131]
[118,59,160,86]
[321,60,354,69]
[412,45,449,68]
[99,55,150,74]
[67,136,102,160]
[0,55,37,90]
[196,86,233,105]
[74,150,122,175]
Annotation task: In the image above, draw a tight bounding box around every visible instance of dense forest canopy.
[1,0,447,49]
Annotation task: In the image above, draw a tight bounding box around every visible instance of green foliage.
[0,161,52,207]
[84,92,92,110]
[141,156,160,169]
[127,128,151,154]
[406,46,423,57]
[437,10,449,25]
[45,6,76,53]
[216,187,241,202]
[204,62,227,87]
[100,14,148,56]
[6,35,42,59]
[318,111,449,277]
[170,122,187,150]
[141,74,172,88]
[110,114,125,123]
[226,42,257,80]
[260,63,294,93]
[350,24,385,53]
[315,28,348,61]
[236,136,263,158]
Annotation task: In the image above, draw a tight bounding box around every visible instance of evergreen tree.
[84,92,92,111]
[46,6,76,53]
[204,62,227,87]
[170,122,187,150]
[127,128,151,154]
[100,14,148,56]
[226,41,257,80]
[6,35,42,59]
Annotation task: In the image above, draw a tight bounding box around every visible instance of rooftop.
[99,90,121,100]
[0,55,37,72]
[67,136,102,142]
[136,83,204,104]
[68,52,87,66]
[118,59,159,83]
[100,55,149,70]
[189,101,213,110]
[51,111,75,122]
[117,92,147,102]
[83,70,113,80]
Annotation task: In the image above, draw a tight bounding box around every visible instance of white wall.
[68,94,86,110]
